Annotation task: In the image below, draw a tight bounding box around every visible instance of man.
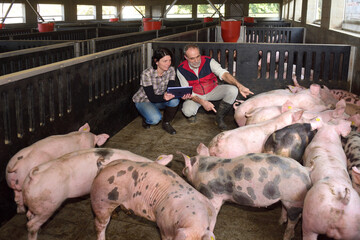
[177,43,253,130]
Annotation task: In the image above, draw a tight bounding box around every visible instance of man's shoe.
[142,118,150,129]
[162,122,176,135]
[187,115,197,124]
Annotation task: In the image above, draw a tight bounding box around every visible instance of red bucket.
[142,18,152,23]
[143,20,162,31]
[38,22,54,32]
[204,17,213,23]
[244,17,254,23]
[109,18,119,22]
[0,23,4,29]
[221,20,241,42]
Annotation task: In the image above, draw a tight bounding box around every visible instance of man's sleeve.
[210,59,228,81]
[176,69,190,87]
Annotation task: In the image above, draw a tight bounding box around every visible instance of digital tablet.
[167,86,193,98]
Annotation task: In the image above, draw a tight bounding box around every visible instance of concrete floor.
[0,111,310,240]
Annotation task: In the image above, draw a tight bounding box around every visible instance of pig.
[341,129,360,194]
[263,123,316,162]
[234,84,329,127]
[328,88,360,105]
[179,144,311,240]
[23,148,173,240]
[5,123,109,214]
[246,97,346,126]
[245,100,293,125]
[208,110,304,158]
[261,100,348,163]
[302,119,360,239]
[90,159,217,240]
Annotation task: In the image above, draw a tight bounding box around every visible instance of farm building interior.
[0,0,359,239]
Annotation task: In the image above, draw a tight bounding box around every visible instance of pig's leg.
[278,205,287,225]
[26,211,53,240]
[94,216,111,240]
[92,203,117,240]
[282,205,302,240]
[14,190,26,213]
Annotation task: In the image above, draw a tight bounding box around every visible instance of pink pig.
[90,159,217,240]
[234,84,329,127]
[23,148,173,240]
[208,110,304,158]
[302,119,360,239]
[5,123,109,213]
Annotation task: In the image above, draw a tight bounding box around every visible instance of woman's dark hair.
[152,48,173,69]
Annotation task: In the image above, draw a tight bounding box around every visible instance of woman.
[133,48,188,135]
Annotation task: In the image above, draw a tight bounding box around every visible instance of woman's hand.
[163,92,175,101]
[181,93,192,100]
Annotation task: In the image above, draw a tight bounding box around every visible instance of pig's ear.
[79,123,90,132]
[352,166,360,186]
[292,110,304,122]
[202,231,216,240]
[310,116,323,130]
[95,134,110,146]
[281,100,294,113]
[155,154,173,165]
[333,100,346,117]
[197,143,210,156]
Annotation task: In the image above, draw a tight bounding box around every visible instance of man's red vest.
[178,56,218,95]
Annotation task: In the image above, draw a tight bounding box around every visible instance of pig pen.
[0,39,354,239]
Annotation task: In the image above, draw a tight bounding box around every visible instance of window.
[121,6,145,19]
[294,0,303,22]
[102,6,117,19]
[316,0,322,22]
[197,4,225,18]
[248,3,280,18]
[342,0,360,33]
[307,0,322,24]
[0,3,25,23]
[165,5,192,18]
[289,0,294,20]
[282,2,288,19]
[77,5,96,20]
[37,4,64,22]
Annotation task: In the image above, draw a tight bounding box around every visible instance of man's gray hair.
[183,43,200,56]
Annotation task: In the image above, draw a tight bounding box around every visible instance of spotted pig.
[341,128,360,194]
[263,123,316,162]
[23,148,172,240]
[90,159,217,240]
[180,144,311,240]
[6,123,109,214]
